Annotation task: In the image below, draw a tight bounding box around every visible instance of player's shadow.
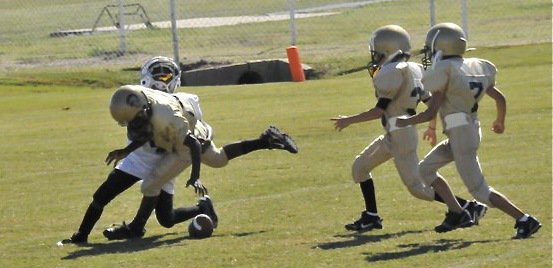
[228,230,267,237]
[61,230,269,260]
[363,238,503,262]
[61,232,186,260]
[314,228,431,250]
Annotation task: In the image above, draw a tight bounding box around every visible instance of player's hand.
[105,149,129,167]
[330,116,349,131]
[186,178,208,197]
[423,127,437,146]
[491,120,504,134]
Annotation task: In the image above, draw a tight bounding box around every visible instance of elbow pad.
[375,98,392,110]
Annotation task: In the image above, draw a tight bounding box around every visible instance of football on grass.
[188,214,214,239]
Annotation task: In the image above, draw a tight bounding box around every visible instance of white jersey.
[423,57,497,120]
[373,61,427,119]
[175,92,212,141]
[373,61,429,133]
[174,92,203,121]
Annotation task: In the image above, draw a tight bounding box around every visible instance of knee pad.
[204,157,228,168]
[351,157,370,183]
[418,162,438,186]
[203,149,229,168]
[406,183,434,201]
[470,185,494,207]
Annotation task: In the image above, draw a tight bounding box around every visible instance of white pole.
[287,0,297,46]
[169,0,180,66]
[461,0,469,38]
[429,0,436,26]
[117,0,126,54]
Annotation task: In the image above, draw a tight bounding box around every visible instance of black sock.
[155,194,200,227]
[434,193,468,208]
[129,196,158,232]
[172,206,202,224]
[223,139,269,160]
[360,179,377,214]
[77,202,103,236]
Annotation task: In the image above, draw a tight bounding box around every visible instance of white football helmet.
[140,56,181,93]
[367,25,411,77]
[109,85,151,126]
[422,22,467,69]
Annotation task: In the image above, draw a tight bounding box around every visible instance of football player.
[396,22,541,238]
[331,25,485,233]
[60,57,298,244]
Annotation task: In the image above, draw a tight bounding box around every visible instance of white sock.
[518,214,529,222]
[365,211,378,217]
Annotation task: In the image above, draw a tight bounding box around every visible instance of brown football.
[188,214,214,239]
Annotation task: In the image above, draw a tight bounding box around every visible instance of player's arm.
[397,91,444,127]
[105,120,153,166]
[105,140,147,166]
[184,133,207,196]
[486,85,506,134]
[330,98,388,131]
[421,96,438,146]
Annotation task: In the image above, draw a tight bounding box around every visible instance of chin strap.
[431,50,443,69]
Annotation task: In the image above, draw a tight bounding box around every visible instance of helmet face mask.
[368,48,384,78]
[421,45,432,69]
[140,56,181,93]
[367,25,411,77]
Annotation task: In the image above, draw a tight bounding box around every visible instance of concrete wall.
[181,59,312,86]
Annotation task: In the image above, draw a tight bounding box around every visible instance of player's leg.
[155,189,218,229]
[391,129,474,232]
[418,139,478,232]
[222,126,298,159]
[449,125,541,238]
[346,135,390,232]
[104,154,187,240]
[488,192,542,239]
[201,141,229,168]
[103,194,158,240]
[59,169,140,244]
[390,128,436,202]
[155,187,195,228]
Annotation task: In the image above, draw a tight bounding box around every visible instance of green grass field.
[1,0,549,78]
[0,43,550,267]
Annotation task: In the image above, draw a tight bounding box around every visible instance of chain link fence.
[0,0,550,75]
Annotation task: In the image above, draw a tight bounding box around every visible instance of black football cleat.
[103,221,145,240]
[58,231,88,245]
[345,212,383,233]
[435,209,474,233]
[514,215,541,239]
[466,200,488,225]
[260,126,298,154]
[198,195,218,229]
